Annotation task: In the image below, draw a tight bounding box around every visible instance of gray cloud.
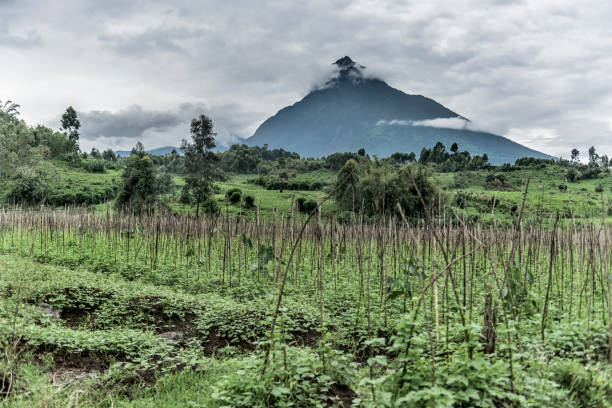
[3,0,612,156]
[0,16,42,48]
[80,105,181,140]
[77,103,256,151]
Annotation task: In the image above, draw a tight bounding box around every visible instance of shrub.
[302,200,318,214]
[549,360,612,407]
[310,181,323,190]
[244,195,255,209]
[336,211,354,224]
[201,198,220,215]
[595,184,604,193]
[7,167,46,205]
[82,159,106,173]
[211,347,356,408]
[226,188,242,200]
[296,197,306,212]
[229,191,242,204]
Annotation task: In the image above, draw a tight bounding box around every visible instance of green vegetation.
[4,102,612,407]
[2,205,612,407]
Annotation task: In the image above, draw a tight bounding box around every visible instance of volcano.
[246,56,551,164]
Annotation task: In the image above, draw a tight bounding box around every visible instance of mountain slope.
[246,57,551,164]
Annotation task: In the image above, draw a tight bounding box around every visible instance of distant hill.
[246,56,552,164]
[116,146,181,157]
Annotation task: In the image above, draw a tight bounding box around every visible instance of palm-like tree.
[0,100,21,116]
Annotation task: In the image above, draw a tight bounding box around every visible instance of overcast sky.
[2,0,612,158]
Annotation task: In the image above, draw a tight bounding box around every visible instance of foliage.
[60,106,81,153]
[334,161,437,218]
[247,175,326,191]
[181,114,222,217]
[418,141,490,171]
[6,167,47,205]
[211,347,356,408]
[115,150,161,214]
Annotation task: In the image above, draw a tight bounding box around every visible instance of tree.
[115,143,159,214]
[571,148,580,163]
[588,146,599,167]
[0,100,20,116]
[90,148,102,159]
[601,154,609,172]
[180,114,220,217]
[60,106,81,152]
[0,111,46,177]
[102,149,117,162]
[450,142,459,154]
[131,141,146,158]
[358,147,366,156]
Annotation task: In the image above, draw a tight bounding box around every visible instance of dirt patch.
[329,383,358,408]
[201,327,255,356]
[60,308,90,327]
[290,327,320,348]
[51,352,111,372]
[103,367,158,400]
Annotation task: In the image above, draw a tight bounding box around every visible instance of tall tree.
[181,114,220,217]
[0,100,20,116]
[450,142,459,154]
[571,148,580,163]
[60,106,81,152]
[588,146,599,167]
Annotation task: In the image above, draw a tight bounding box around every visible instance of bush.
[7,167,46,205]
[302,200,318,214]
[226,188,242,200]
[549,360,612,407]
[595,184,604,193]
[244,195,255,209]
[296,197,306,212]
[336,211,354,224]
[82,159,106,173]
[229,191,242,204]
[211,347,356,408]
[201,197,220,215]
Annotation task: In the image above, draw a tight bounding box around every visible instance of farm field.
[2,205,612,407]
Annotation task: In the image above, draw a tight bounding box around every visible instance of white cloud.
[412,117,469,130]
[377,117,492,133]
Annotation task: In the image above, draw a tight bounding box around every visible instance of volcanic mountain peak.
[247,57,552,164]
[326,56,368,87]
[333,56,365,76]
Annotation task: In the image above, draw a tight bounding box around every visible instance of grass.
[166,171,338,218]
